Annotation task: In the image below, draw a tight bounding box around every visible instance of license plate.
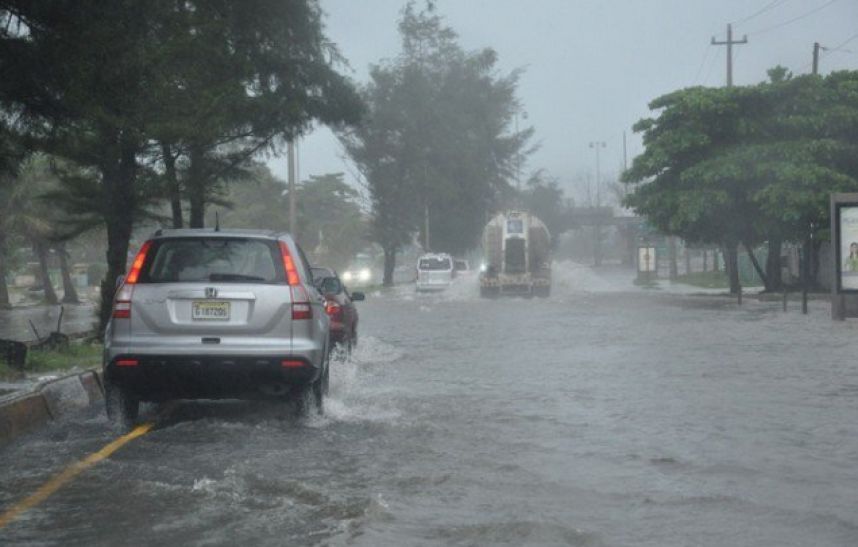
[192,301,230,320]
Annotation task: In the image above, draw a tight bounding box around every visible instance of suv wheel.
[105,379,139,431]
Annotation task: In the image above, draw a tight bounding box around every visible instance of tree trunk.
[35,241,59,305]
[162,141,183,228]
[382,245,396,287]
[56,243,80,304]
[713,248,720,272]
[743,242,768,290]
[98,137,138,336]
[765,238,783,292]
[0,233,11,309]
[668,236,678,280]
[187,144,206,228]
[724,242,740,294]
[810,239,822,289]
[702,249,708,272]
[684,243,691,275]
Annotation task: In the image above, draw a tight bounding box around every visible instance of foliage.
[623,68,858,292]
[341,2,530,283]
[207,167,367,271]
[290,173,367,271]
[147,0,364,227]
[519,170,575,245]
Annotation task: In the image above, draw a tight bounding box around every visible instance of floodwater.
[1,263,857,546]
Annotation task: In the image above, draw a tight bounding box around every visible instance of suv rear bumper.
[105,354,320,402]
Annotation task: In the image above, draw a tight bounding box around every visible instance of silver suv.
[103,229,330,428]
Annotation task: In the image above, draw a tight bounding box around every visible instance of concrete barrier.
[0,369,103,446]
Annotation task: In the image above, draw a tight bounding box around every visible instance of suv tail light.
[278,240,300,286]
[290,286,312,320]
[112,240,152,319]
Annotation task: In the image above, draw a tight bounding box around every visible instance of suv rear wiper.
[208,273,266,282]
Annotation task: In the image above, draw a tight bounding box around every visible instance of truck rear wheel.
[480,286,499,298]
[534,286,551,298]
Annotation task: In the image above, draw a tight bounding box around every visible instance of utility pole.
[711,24,747,87]
[288,139,296,237]
[712,24,746,301]
[622,131,628,173]
[424,204,430,251]
[812,41,821,75]
[589,141,606,267]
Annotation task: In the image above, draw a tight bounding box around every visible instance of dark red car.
[312,267,364,356]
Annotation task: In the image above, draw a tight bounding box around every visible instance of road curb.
[0,369,103,446]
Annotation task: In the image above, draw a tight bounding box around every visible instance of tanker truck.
[479,210,552,297]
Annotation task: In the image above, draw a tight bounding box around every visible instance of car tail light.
[325,300,343,321]
[115,358,139,367]
[112,240,152,319]
[278,240,300,286]
[281,359,305,368]
[290,285,312,320]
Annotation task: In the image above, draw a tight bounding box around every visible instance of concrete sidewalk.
[0,369,103,445]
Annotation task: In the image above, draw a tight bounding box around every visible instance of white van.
[416,253,454,292]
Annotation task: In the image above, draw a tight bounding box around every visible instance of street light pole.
[288,139,296,238]
[589,141,606,267]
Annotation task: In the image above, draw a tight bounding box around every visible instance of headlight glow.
[359,268,371,282]
[479,262,487,273]
[342,271,353,282]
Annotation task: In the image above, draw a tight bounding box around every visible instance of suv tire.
[105,379,139,431]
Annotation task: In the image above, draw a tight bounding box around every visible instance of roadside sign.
[830,193,858,320]
[638,246,656,273]
[836,203,858,292]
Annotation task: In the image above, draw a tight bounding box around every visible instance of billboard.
[837,204,858,291]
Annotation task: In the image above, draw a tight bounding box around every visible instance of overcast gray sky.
[270,0,858,201]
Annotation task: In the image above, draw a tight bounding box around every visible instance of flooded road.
[1,264,857,546]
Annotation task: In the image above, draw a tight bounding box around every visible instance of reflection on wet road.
[1,264,857,546]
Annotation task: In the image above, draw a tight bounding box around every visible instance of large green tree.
[206,168,367,271]
[624,69,858,293]
[341,2,529,284]
[0,1,362,332]
[148,0,363,229]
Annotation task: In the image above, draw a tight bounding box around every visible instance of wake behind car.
[103,229,331,429]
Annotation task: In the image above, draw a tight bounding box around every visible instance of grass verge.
[0,341,102,381]
[673,271,729,289]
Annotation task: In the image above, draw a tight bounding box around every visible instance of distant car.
[454,259,470,273]
[416,253,454,292]
[103,229,331,429]
[341,253,378,287]
[312,267,364,357]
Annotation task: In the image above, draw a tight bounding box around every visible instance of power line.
[732,0,790,26]
[747,0,839,36]
[827,31,858,53]
[702,45,721,85]
[693,44,713,84]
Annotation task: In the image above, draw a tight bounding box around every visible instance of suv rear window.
[419,257,451,271]
[140,238,284,283]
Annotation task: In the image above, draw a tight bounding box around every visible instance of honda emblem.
[205,287,218,299]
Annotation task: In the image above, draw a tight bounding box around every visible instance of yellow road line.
[0,422,154,529]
